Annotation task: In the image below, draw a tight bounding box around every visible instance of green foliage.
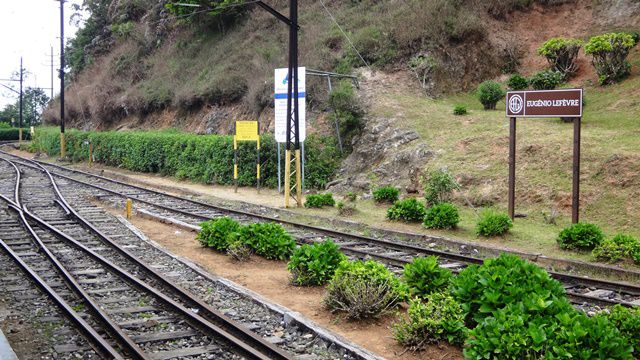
[29,127,338,189]
[585,33,637,85]
[402,256,452,299]
[557,222,605,250]
[476,210,513,237]
[236,222,295,260]
[336,201,356,216]
[538,37,583,78]
[227,238,251,261]
[477,81,505,110]
[0,88,49,126]
[197,216,240,251]
[329,80,364,150]
[387,198,427,222]
[345,192,357,202]
[393,294,468,349]
[373,186,400,204]
[423,169,459,206]
[423,203,460,230]
[0,128,31,141]
[111,21,135,38]
[304,193,335,208]
[287,240,347,286]
[592,234,639,262]
[529,69,564,90]
[324,260,406,320]
[453,105,467,115]
[0,122,10,129]
[449,254,570,327]
[597,305,640,357]
[66,0,111,78]
[507,74,528,90]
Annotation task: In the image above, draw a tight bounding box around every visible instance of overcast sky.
[0,0,84,108]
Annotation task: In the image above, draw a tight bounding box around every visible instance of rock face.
[328,116,433,194]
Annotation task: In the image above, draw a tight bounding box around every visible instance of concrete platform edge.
[0,327,19,360]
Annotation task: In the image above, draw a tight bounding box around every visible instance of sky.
[0,0,84,108]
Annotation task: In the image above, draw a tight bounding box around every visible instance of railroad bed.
[0,156,373,359]
[3,151,640,313]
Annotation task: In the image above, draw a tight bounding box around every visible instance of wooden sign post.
[505,89,583,223]
[234,121,261,193]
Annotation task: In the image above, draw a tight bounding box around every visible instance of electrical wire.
[147,0,263,26]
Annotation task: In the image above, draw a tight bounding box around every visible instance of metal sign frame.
[233,121,261,193]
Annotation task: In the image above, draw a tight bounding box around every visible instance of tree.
[0,88,49,127]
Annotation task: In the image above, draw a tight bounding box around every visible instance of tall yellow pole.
[284,150,291,208]
[60,133,66,158]
[295,149,302,207]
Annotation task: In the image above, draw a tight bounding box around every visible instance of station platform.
[0,328,18,360]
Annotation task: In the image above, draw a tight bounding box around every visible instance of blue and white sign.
[274,67,306,143]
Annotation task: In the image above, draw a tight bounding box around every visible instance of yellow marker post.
[60,133,66,158]
[125,198,133,219]
[284,150,291,208]
[18,128,23,145]
[89,143,94,167]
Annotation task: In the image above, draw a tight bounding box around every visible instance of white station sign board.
[274,67,306,143]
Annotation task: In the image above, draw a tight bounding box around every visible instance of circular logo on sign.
[509,94,524,114]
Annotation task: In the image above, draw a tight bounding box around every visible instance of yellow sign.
[235,121,259,141]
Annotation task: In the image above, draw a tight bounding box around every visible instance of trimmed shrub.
[304,193,335,208]
[402,256,452,299]
[287,240,347,286]
[373,186,399,204]
[585,33,637,85]
[393,294,468,349]
[529,69,564,90]
[197,217,240,251]
[387,198,427,222]
[423,169,459,206]
[453,105,467,115]
[423,203,460,230]
[0,128,31,141]
[324,260,406,320]
[475,210,512,237]
[236,222,296,260]
[538,37,583,79]
[477,81,505,110]
[507,74,528,90]
[557,222,604,250]
[592,234,639,262]
[598,305,640,357]
[227,238,251,261]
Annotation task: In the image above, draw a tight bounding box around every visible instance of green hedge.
[29,127,341,189]
[0,128,31,141]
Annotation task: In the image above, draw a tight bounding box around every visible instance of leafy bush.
[597,305,640,357]
[475,210,512,237]
[592,234,639,262]
[557,222,604,250]
[324,260,406,319]
[329,80,364,150]
[538,37,583,79]
[0,128,31,141]
[387,198,427,222]
[345,192,357,202]
[477,81,505,110]
[236,222,296,260]
[529,69,564,90]
[373,186,399,204]
[453,105,467,115]
[423,203,460,230]
[450,254,571,327]
[423,169,459,206]
[227,238,251,262]
[197,217,240,251]
[336,201,356,216]
[507,74,528,90]
[403,256,452,299]
[585,33,637,85]
[287,240,347,286]
[304,193,335,208]
[393,294,468,349]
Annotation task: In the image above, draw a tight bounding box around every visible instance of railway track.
[3,151,640,311]
[0,157,296,359]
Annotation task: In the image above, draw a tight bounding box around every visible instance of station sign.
[506,89,583,118]
[235,121,259,141]
[274,67,306,143]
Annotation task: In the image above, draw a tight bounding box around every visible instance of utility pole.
[50,46,54,101]
[57,0,66,158]
[19,58,23,142]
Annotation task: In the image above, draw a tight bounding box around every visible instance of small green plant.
[336,201,356,216]
[402,256,452,299]
[423,203,460,230]
[304,193,335,208]
[592,234,639,262]
[529,69,564,90]
[387,198,427,222]
[597,305,640,357]
[236,222,296,260]
[423,169,459,206]
[507,74,528,90]
[287,240,347,286]
[538,37,583,79]
[475,210,512,237]
[227,238,251,261]
[477,81,505,110]
[373,186,400,204]
[585,32,637,85]
[557,222,604,250]
[453,105,467,115]
[344,192,357,202]
[324,260,406,320]
[197,217,240,251]
[393,294,468,349]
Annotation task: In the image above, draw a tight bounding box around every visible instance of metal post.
[256,136,261,194]
[59,0,66,158]
[508,117,516,220]
[295,149,302,206]
[19,58,23,142]
[233,135,238,193]
[283,0,301,207]
[277,142,282,193]
[284,150,291,208]
[572,117,581,224]
[50,46,54,101]
[301,141,305,192]
[89,142,93,167]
